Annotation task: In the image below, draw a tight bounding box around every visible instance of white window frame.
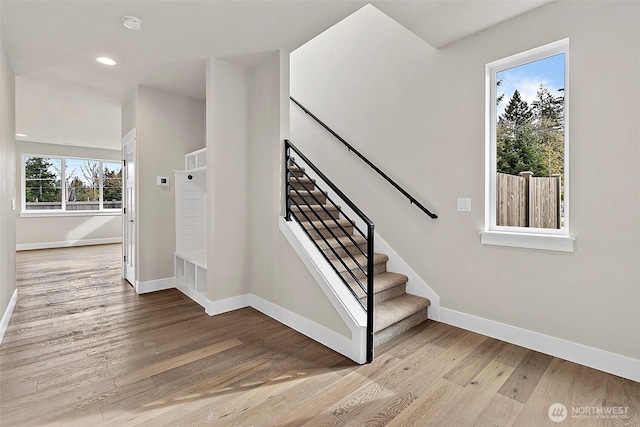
[481,39,574,252]
[21,153,123,217]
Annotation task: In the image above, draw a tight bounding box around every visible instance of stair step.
[374,294,430,347]
[289,165,305,177]
[289,189,327,205]
[300,218,353,240]
[291,204,340,221]
[333,252,388,277]
[343,271,408,304]
[315,234,367,259]
[289,176,315,191]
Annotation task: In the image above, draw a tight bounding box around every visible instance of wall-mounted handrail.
[290,96,438,219]
[285,139,375,363]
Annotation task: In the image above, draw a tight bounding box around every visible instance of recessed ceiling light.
[95,57,116,66]
[16,133,27,137]
[122,16,143,31]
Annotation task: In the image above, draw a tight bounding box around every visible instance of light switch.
[11,199,15,211]
[457,198,471,212]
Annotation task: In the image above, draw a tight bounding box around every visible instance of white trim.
[375,233,440,320]
[480,230,575,252]
[440,308,640,383]
[249,294,362,363]
[20,210,121,218]
[204,294,251,316]
[16,237,122,251]
[0,290,18,345]
[485,39,572,245]
[279,217,367,363]
[136,277,175,294]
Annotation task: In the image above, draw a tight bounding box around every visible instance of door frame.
[122,128,137,289]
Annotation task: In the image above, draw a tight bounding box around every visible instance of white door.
[122,129,136,286]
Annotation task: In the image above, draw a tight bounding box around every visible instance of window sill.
[20,210,122,218]
[480,230,575,252]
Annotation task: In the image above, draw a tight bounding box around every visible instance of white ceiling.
[0,0,551,103]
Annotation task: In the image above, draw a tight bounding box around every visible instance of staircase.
[288,160,431,350]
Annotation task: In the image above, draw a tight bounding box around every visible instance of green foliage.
[496,85,564,177]
[103,167,122,202]
[24,157,61,203]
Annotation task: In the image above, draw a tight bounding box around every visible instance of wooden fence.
[496,172,562,228]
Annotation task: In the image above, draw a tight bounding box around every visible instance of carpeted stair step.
[300,218,353,240]
[342,271,408,305]
[314,234,367,259]
[291,204,340,221]
[289,176,315,191]
[289,189,327,205]
[333,252,388,278]
[374,294,430,347]
[289,165,305,178]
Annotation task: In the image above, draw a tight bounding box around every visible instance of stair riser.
[338,260,387,279]
[306,225,353,240]
[291,207,340,221]
[321,243,367,260]
[361,283,406,306]
[290,193,327,206]
[289,167,304,178]
[374,309,429,348]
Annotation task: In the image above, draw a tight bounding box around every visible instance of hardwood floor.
[1,244,638,426]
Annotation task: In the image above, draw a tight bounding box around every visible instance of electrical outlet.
[457,198,471,212]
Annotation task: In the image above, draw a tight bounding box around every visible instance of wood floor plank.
[386,378,465,427]
[430,361,516,426]
[2,244,638,427]
[497,349,554,404]
[113,338,243,388]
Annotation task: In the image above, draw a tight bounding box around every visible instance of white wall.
[15,140,122,249]
[0,3,17,336]
[246,51,350,335]
[205,58,250,300]
[134,86,205,283]
[291,2,640,363]
[15,76,121,150]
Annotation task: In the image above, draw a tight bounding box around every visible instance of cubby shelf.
[175,148,208,304]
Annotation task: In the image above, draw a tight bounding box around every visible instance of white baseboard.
[440,308,640,383]
[204,294,251,316]
[0,289,18,345]
[249,294,365,363]
[16,237,122,251]
[136,277,175,294]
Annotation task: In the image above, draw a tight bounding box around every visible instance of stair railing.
[285,139,375,363]
[290,96,438,219]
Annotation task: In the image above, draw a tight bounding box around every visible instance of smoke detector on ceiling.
[122,16,143,31]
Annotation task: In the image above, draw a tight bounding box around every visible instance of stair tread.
[300,218,353,230]
[344,271,409,299]
[374,294,431,333]
[314,234,367,251]
[332,252,388,273]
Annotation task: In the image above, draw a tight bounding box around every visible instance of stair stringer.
[279,217,368,364]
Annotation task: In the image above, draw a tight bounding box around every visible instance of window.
[482,39,574,252]
[22,155,122,214]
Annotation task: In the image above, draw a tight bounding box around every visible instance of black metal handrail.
[285,139,375,363]
[290,96,438,219]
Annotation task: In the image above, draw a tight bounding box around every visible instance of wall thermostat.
[157,176,170,187]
